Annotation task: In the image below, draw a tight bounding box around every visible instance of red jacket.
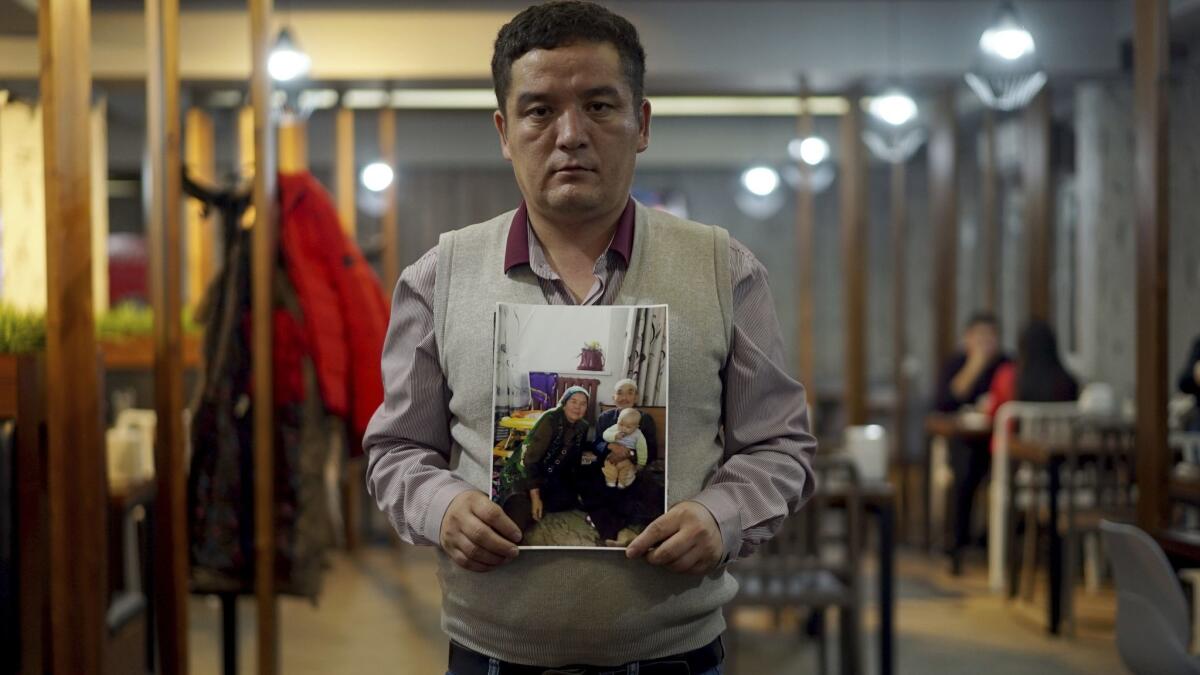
[278,171,388,453]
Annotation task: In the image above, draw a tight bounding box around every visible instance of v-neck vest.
[432,201,735,665]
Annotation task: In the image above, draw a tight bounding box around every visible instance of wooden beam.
[930,88,958,382]
[38,0,106,672]
[336,107,356,237]
[795,99,816,405]
[277,113,307,173]
[840,88,867,427]
[12,356,47,675]
[1134,0,1170,532]
[891,159,908,471]
[185,108,216,311]
[238,105,255,181]
[981,109,999,314]
[1024,86,1053,322]
[145,0,189,672]
[247,0,278,672]
[379,107,399,288]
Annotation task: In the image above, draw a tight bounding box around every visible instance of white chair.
[1101,521,1200,674]
[988,401,1079,593]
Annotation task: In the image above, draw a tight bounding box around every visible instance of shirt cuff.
[420,479,477,546]
[689,488,743,566]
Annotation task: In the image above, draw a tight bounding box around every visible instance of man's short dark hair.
[965,312,999,331]
[491,0,646,115]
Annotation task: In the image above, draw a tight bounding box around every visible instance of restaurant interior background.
[1,0,1199,673]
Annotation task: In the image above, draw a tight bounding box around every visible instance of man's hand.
[625,501,724,575]
[439,490,521,573]
[607,443,631,462]
[530,489,544,522]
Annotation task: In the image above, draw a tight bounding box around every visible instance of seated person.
[595,378,658,464]
[933,312,1010,574]
[986,320,1080,418]
[498,386,591,533]
[601,408,648,489]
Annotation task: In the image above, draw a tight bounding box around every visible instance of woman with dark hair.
[986,320,1080,415]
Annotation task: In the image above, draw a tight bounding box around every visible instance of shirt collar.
[503,197,635,273]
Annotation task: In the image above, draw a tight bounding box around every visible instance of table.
[828,481,896,675]
[1006,424,1134,635]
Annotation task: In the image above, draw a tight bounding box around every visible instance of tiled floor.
[188,543,1123,674]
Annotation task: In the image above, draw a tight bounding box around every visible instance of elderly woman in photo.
[500,386,592,533]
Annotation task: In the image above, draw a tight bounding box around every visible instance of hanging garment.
[277,172,388,453]
[186,178,334,600]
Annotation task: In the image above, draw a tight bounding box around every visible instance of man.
[934,312,1009,574]
[363,2,816,672]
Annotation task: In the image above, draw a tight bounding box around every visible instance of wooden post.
[840,89,867,427]
[185,108,216,311]
[1024,87,1053,322]
[891,160,908,471]
[336,107,356,237]
[930,88,958,382]
[248,0,278,672]
[145,0,188,672]
[1134,0,1170,532]
[38,0,106,672]
[278,113,307,173]
[379,107,399,288]
[795,97,816,406]
[239,105,255,181]
[981,109,999,314]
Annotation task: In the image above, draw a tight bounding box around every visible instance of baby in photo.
[601,408,648,489]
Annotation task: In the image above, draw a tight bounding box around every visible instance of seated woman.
[986,320,1080,418]
[499,386,592,534]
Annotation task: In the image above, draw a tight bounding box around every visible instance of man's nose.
[555,107,589,150]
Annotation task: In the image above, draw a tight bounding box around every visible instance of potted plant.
[577,340,605,371]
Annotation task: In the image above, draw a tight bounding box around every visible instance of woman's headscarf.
[558,385,591,409]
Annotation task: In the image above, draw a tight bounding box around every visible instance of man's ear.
[636,99,652,154]
[494,109,512,161]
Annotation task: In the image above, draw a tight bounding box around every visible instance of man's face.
[494,41,650,222]
[563,393,588,422]
[613,384,638,409]
[964,323,999,357]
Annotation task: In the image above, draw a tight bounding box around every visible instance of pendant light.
[863,0,925,163]
[964,1,1046,110]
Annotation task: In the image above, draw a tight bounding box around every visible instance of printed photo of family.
[490,303,668,549]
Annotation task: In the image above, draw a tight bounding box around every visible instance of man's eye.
[588,102,613,113]
[528,106,550,117]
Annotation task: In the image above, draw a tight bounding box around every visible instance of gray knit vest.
[432,201,735,666]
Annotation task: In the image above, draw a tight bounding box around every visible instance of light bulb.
[361,162,394,192]
[980,26,1035,61]
[788,136,830,166]
[268,28,311,82]
[868,91,918,127]
[741,166,780,197]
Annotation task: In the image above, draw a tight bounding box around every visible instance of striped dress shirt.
[363,198,817,561]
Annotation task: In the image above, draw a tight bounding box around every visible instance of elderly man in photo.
[362,2,816,673]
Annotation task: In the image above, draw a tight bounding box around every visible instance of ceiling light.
[867,90,918,127]
[788,136,830,166]
[267,27,311,82]
[361,162,394,192]
[741,166,780,197]
[981,26,1035,61]
[965,1,1047,110]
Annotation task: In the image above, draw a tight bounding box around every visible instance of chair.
[989,401,1079,595]
[1100,520,1200,674]
[728,455,863,675]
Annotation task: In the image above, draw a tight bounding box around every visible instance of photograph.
[490,303,668,549]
